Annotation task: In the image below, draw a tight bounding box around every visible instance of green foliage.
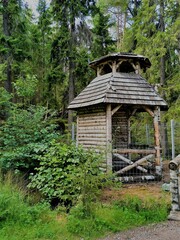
[0,171,170,240]
[14,74,38,100]
[91,9,115,59]
[28,142,107,210]
[0,105,59,173]
[0,171,51,225]
[67,196,170,239]
[0,171,77,240]
[0,87,12,120]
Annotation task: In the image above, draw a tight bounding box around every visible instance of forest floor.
[99,160,180,240]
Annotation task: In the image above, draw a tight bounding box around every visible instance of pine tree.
[50,0,96,130]
[91,9,115,59]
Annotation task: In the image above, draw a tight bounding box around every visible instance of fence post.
[171,119,175,159]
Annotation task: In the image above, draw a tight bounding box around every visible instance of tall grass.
[0,171,77,240]
[0,171,171,240]
[67,196,170,239]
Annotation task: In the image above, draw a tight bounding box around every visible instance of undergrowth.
[67,195,170,239]
[0,171,170,240]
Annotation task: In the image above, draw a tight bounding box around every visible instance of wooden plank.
[115,154,154,174]
[103,98,166,106]
[78,126,106,131]
[78,118,106,123]
[78,122,106,127]
[112,81,153,88]
[106,93,161,100]
[78,130,106,134]
[113,153,148,173]
[78,115,106,120]
[110,89,157,96]
[79,132,106,139]
[78,141,106,146]
[78,117,106,122]
[113,149,156,154]
[79,143,106,148]
[78,137,106,142]
[114,86,154,92]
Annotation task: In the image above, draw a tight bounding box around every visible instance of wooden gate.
[113,148,157,182]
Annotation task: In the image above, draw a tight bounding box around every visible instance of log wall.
[77,112,107,151]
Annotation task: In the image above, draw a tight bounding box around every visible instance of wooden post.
[171,119,175,159]
[153,107,161,175]
[106,104,112,172]
[76,115,79,147]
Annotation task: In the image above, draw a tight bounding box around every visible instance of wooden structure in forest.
[68,53,168,181]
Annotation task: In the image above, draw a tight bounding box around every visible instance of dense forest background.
[0,0,179,218]
[0,0,179,165]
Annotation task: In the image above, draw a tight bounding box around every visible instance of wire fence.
[130,120,180,161]
[72,119,179,181]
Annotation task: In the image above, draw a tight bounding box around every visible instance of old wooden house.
[68,53,167,181]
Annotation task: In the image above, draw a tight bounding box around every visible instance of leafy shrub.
[0,105,59,173]
[28,142,107,211]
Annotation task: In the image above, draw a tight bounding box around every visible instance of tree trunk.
[159,0,168,158]
[68,16,76,133]
[2,0,12,93]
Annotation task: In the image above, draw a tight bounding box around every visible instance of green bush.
[0,105,59,173]
[28,142,107,211]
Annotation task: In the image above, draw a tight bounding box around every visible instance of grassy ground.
[0,174,171,240]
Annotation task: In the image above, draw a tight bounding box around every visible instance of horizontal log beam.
[113,149,156,154]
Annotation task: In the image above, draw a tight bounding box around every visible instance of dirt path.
[100,221,180,240]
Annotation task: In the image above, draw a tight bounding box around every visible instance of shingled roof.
[68,72,167,110]
[89,52,151,71]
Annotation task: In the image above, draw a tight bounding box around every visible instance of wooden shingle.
[68,72,167,109]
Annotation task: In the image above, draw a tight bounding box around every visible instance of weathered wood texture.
[68,72,167,110]
[113,153,148,173]
[115,154,154,174]
[77,112,107,150]
[113,149,156,154]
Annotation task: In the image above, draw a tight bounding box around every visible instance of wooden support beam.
[115,154,154,174]
[113,153,148,173]
[106,104,112,171]
[153,107,161,166]
[113,148,156,154]
[143,106,154,117]
[111,105,122,116]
